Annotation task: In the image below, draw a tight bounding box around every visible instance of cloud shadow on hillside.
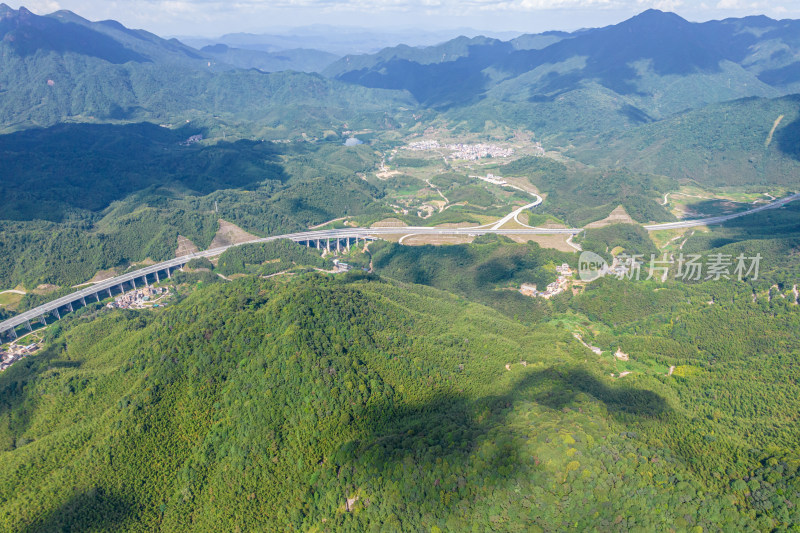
[18,486,135,533]
[775,111,800,162]
[328,364,670,520]
[0,122,290,222]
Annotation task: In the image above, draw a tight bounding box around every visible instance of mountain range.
[0,4,412,135]
[2,5,800,531]
[0,4,798,186]
[4,4,800,146]
[326,9,800,114]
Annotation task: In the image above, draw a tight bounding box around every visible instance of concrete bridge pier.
[155,271,160,283]
[80,296,86,307]
[326,239,331,252]
[39,316,47,327]
[53,308,60,320]
[316,240,320,249]
[67,302,74,313]
[132,278,137,290]
[336,239,341,253]
[166,268,172,279]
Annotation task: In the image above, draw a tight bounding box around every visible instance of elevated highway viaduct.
[0,226,580,340]
[4,190,797,341]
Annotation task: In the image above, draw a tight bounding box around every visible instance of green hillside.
[0,7,412,135]
[200,44,339,73]
[0,6,799,530]
[0,122,390,291]
[1,260,799,530]
[570,95,800,186]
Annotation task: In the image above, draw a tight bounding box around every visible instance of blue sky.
[7,0,799,36]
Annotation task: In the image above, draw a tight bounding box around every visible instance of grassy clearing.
[0,292,24,308]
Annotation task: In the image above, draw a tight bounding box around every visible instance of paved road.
[644,192,800,231]
[491,193,543,229]
[0,225,581,336]
[3,192,795,336]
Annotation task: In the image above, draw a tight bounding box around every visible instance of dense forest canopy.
[1,265,798,530]
[0,4,799,531]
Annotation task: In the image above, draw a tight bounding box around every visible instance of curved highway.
[491,193,543,229]
[2,191,797,338]
[644,192,800,231]
[0,224,580,338]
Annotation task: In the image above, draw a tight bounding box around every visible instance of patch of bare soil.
[508,234,576,252]
[585,205,636,229]
[370,218,409,228]
[176,235,200,257]
[540,221,569,229]
[346,495,360,512]
[33,284,59,295]
[72,268,119,288]
[88,268,118,284]
[209,219,259,249]
[376,169,402,180]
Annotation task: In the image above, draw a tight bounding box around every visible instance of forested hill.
[0,4,203,66]
[1,272,799,531]
[326,10,800,118]
[569,95,800,187]
[0,5,414,133]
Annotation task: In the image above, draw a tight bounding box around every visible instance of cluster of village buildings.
[520,263,574,299]
[407,140,441,151]
[332,259,353,272]
[107,287,170,310]
[446,143,514,160]
[405,140,514,160]
[0,341,40,372]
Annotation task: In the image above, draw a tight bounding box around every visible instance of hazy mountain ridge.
[0,4,414,133]
[0,4,204,66]
[179,25,525,56]
[199,44,339,73]
[325,10,800,114]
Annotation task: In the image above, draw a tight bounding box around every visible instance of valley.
[0,3,799,531]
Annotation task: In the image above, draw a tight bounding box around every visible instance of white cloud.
[642,0,684,11]
[15,0,61,13]
[4,0,799,35]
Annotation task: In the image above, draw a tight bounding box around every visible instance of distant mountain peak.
[622,9,692,28]
[49,9,91,23]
